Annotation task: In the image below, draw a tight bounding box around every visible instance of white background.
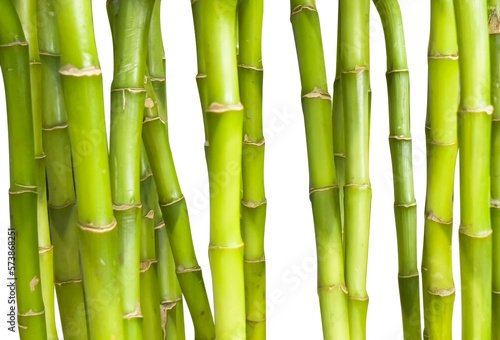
[0,0,464,339]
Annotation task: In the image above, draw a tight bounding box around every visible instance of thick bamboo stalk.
[341,0,372,338]
[143,2,214,337]
[421,1,459,338]
[55,0,124,338]
[0,1,46,337]
[12,0,57,337]
[454,0,493,337]
[290,1,349,338]
[197,0,246,338]
[373,0,421,338]
[107,0,154,337]
[139,150,164,340]
[489,3,500,338]
[237,0,267,338]
[38,0,88,338]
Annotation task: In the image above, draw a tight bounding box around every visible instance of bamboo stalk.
[12,0,58,337]
[197,0,246,338]
[421,0,459,338]
[341,0,372,338]
[55,0,124,338]
[489,2,500,338]
[143,2,214,337]
[454,0,493,337]
[38,0,88,338]
[237,0,267,338]
[373,0,421,338]
[107,0,154,337]
[0,1,47,337]
[290,1,349,338]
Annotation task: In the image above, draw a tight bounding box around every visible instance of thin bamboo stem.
[0,1,46,337]
[290,1,349,338]
[454,0,493,337]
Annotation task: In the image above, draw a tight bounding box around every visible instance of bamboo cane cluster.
[1,0,500,339]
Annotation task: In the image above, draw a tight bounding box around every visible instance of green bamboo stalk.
[373,0,421,338]
[139,150,164,340]
[107,0,154,337]
[421,1,459,338]
[454,0,493,338]
[0,1,46,337]
[197,0,247,338]
[290,1,349,339]
[489,3,500,338]
[237,0,267,338]
[12,0,57,337]
[55,0,124,338]
[38,0,88,338]
[332,1,345,244]
[143,2,214,337]
[341,0,372,338]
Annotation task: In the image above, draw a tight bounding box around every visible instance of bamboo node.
[343,183,371,190]
[244,256,266,263]
[489,6,500,34]
[398,272,419,279]
[247,318,266,324]
[111,87,146,94]
[309,185,338,196]
[0,41,28,48]
[491,199,500,208]
[196,73,207,79]
[144,209,155,219]
[238,63,264,72]
[143,115,167,125]
[243,134,265,146]
[39,245,53,254]
[428,140,457,146]
[42,123,69,131]
[112,203,143,211]
[9,187,37,195]
[458,105,494,115]
[160,196,184,207]
[458,225,493,238]
[123,303,143,319]
[334,152,345,158]
[318,284,348,294]
[425,211,452,225]
[208,243,244,250]
[395,202,417,208]
[154,222,165,230]
[59,65,102,77]
[18,324,28,330]
[342,66,369,75]
[389,135,412,141]
[140,172,153,182]
[428,53,459,60]
[302,87,331,101]
[386,68,409,75]
[176,265,202,274]
[493,290,500,295]
[47,199,76,209]
[18,309,45,317]
[242,199,267,208]
[150,77,166,82]
[290,4,317,17]
[29,276,39,292]
[206,102,244,113]
[348,295,369,301]
[204,140,210,147]
[55,278,83,286]
[140,259,157,273]
[30,61,41,66]
[39,51,60,57]
[427,288,455,297]
[35,153,46,160]
[78,219,117,233]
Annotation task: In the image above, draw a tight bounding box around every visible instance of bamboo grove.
[0,0,499,339]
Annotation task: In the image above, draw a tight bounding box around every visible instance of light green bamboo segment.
[198,0,246,338]
[107,0,154,337]
[373,0,421,338]
[290,1,349,339]
[139,151,163,340]
[238,0,266,338]
[38,0,88,338]
[489,3,500,339]
[12,0,57,337]
[55,0,124,338]
[341,0,371,338]
[0,2,46,338]
[144,3,214,338]
[454,0,493,338]
[422,1,459,339]
[332,2,345,243]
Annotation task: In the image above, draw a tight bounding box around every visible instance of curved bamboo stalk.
[0,1,47,337]
[373,0,421,338]
[290,1,349,338]
[454,0,493,337]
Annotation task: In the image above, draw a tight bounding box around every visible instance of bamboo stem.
[0,1,47,337]
[373,0,421,338]
[341,0,372,338]
[55,0,124,338]
[38,0,88,338]
[237,0,267,338]
[290,1,349,338]
[422,1,459,338]
[454,0,493,337]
